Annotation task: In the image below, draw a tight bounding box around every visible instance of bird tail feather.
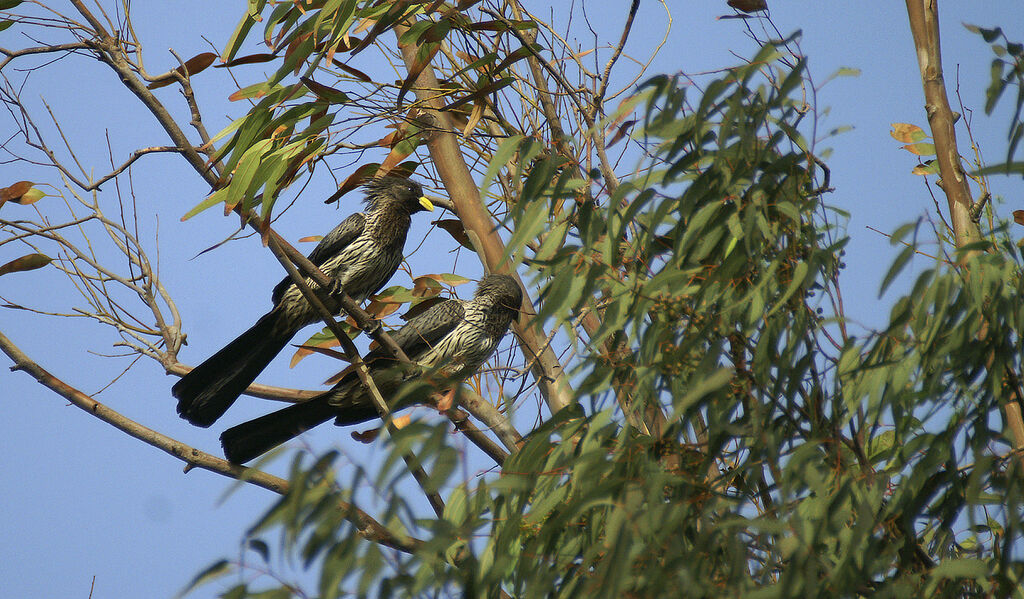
[220,395,336,464]
[173,310,292,427]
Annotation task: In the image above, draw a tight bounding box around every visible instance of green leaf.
[879,245,915,297]
[973,161,1024,176]
[928,557,989,580]
[766,260,809,316]
[225,138,275,211]
[900,141,935,156]
[670,368,733,416]
[481,134,523,192]
[443,484,469,525]
[222,11,259,62]
[177,559,232,597]
[181,187,228,221]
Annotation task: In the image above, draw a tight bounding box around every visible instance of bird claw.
[326,278,345,299]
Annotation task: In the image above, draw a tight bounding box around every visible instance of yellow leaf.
[890,123,927,143]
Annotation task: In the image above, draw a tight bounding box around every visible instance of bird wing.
[365,299,465,365]
[323,299,465,415]
[271,211,366,304]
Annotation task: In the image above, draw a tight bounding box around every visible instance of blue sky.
[2,2,1022,597]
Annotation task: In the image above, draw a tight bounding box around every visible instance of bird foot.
[326,278,345,299]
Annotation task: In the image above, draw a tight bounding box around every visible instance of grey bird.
[173,177,434,427]
[219,274,523,464]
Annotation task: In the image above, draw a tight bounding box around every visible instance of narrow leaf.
[147,52,217,89]
[216,53,278,68]
[0,253,52,276]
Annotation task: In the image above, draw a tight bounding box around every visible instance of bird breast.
[423,303,500,377]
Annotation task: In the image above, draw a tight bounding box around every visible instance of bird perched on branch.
[173,177,434,427]
[220,274,523,464]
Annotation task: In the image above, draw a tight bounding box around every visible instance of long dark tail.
[220,395,337,464]
[173,310,293,427]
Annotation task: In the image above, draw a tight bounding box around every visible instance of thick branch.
[393,21,573,416]
[903,0,980,250]
[905,0,1024,454]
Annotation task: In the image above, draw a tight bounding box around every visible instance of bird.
[219,273,523,464]
[173,177,434,427]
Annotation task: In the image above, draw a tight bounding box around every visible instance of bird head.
[476,274,524,313]
[363,177,434,213]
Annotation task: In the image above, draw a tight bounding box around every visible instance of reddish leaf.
[147,52,218,89]
[331,58,373,82]
[216,53,278,68]
[432,218,476,251]
[228,83,268,101]
[412,275,443,298]
[1,180,34,203]
[300,76,350,103]
[290,343,350,367]
[327,164,383,204]
[727,0,768,13]
[378,135,420,177]
[890,123,928,143]
[289,325,355,367]
[607,119,637,147]
[285,32,313,61]
[351,427,382,443]
[1014,210,1024,226]
[363,299,402,320]
[468,20,535,32]
[352,415,410,443]
[0,253,52,276]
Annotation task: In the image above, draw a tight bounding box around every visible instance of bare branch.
[0,328,421,554]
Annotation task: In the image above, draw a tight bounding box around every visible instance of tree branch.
[904,0,1024,456]
[393,20,574,416]
[0,328,421,555]
[903,0,981,250]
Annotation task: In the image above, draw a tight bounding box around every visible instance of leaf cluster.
[205,24,1024,596]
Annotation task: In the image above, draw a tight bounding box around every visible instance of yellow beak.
[418,196,435,211]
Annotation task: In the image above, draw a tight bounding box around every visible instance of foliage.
[3,1,1024,598]
[187,5,1023,596]
[967,23,1024,174]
